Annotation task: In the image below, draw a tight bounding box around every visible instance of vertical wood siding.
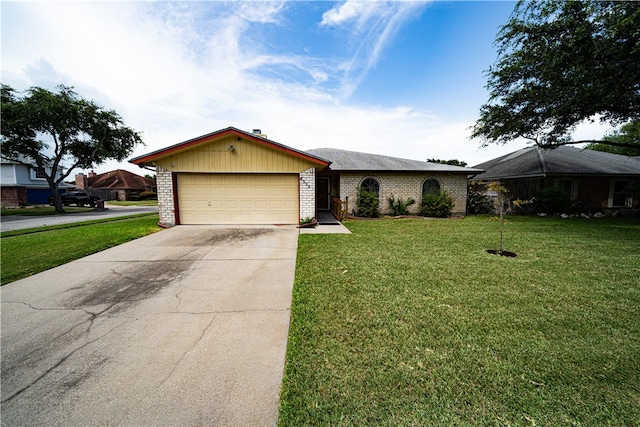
[155,136,317,173]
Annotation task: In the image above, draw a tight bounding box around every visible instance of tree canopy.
[471,0,640,149]
[1,84,143,211]
[427,158,468,167]
[586,120,640,157]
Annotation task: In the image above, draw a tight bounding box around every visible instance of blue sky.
[2,1,609,174]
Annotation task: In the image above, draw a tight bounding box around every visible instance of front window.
[422,178,441,196]
[611,180,631,207]
[30,167,47,180]
[557,179,574,199]
[360,177,380,197]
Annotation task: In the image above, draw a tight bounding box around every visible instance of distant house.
[76,169,156,201]
[1,157,73,207]
[471,146,640,212]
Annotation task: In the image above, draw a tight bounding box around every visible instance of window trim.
[30,167,47,181]
[555,178,578,200]
[610,179,632,208]
[422,177,442,196]
[359,176,380,197]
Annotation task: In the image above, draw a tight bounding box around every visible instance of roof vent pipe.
[252,129,267,138]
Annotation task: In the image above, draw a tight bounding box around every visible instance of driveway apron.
[1,225,299,426]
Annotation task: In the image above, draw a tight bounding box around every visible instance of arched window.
[422,178,441,196]
[360,177,380,197]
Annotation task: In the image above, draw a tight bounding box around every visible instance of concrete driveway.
[1,225,299,426]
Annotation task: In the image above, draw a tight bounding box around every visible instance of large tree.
[1,84,143,212]
[471,0,640,149]
[586,120,640,156]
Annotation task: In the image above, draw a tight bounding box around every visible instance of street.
[0,204,159,232]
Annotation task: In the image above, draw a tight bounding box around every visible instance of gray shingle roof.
[306,148,483,174]
[472,146,640,180]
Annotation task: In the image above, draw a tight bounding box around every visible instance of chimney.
[75,173,88,189]
[252,129,267,138]
[88,171,96,178]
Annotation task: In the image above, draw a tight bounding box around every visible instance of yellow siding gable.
[155,135,318,173]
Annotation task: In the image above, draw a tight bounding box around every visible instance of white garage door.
[177,174,299,224]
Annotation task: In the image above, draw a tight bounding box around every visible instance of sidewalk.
[299,222,351,234]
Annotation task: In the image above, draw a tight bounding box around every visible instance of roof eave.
[329,168,483,174]
[129,127,330,168]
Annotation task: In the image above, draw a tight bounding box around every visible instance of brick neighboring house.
[76,169,157,201]
[129,127,482,226]
[471,146,640,212]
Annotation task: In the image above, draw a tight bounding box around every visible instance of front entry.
[317,177,330,210]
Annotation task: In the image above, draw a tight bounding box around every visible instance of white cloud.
[319,1,429,98]
[1,1,608,179]
[320,0,374,27]
[235,1,287,24]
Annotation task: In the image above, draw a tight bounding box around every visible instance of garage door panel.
[178,174,299,225]
[254,200,269,209]
[238,200,255,209]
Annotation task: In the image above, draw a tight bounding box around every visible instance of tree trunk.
[499,201,505,253]
[47,179,64,213]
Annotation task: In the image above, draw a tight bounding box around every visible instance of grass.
[1,206,94,216]
[106,200,158,206]
[1,213,161,285]
[279,216,640,426]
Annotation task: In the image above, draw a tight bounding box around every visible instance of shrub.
[535,185,570,213]
[355,188,380,218]
[467,189,494,214]
[139,191,158,200]
[420,191,454,218]
[387,195,416,216]
[300,216,314,225]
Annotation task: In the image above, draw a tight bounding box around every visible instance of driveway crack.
[140,314,217,403]
[1,320,128,404]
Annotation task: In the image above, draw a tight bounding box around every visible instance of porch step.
[317,211,340,225]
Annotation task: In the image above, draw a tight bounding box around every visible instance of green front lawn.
[1,206,94,216]
[1,214,161,285]
[279,216,640,426]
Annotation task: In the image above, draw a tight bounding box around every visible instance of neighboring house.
[1,157,73,207]
[471,146,640,211]
[130,127,482,226]
[306,148,480,217]
[76,169,157,201]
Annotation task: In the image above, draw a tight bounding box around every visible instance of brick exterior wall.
[155,167,469,224]
[299,167,316,221]
[339,173,468,216]
[1,186,27,207]
[156,166,176,226]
